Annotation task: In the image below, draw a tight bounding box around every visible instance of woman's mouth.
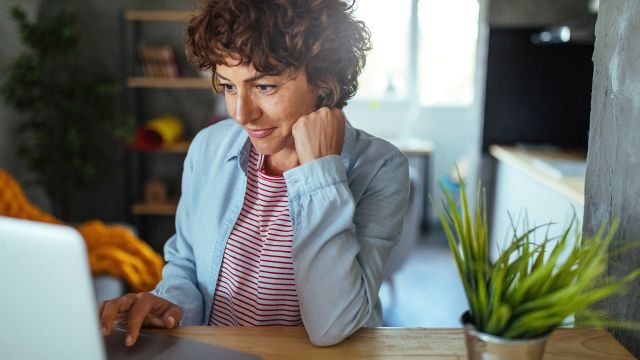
[246,128,275,138]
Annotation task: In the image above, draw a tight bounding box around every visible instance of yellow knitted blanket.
[0,169,163,292]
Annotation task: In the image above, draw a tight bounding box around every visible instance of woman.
[99,0,409,347]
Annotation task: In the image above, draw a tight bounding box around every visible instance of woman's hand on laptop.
[98,292,183,347]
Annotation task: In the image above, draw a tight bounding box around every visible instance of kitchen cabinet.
[489,145,586,261]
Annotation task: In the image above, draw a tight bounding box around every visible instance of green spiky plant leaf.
[432,175,640,339]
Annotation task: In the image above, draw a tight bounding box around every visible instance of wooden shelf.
[129,141,191,154]
[157,141,191,154]
[127,77,211,89]
[125,10,194,22]
[132,202,178,216]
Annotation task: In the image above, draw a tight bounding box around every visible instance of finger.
[114,312,129,323]
[101,299,130,335]
[125,295,154,346]
[143,315,166,328]
[98,299,124,318]
[316,106,330,114]
[141,304,182,329]
[100,295,135,336]
[162,305,184,329]
[97,301,106,319]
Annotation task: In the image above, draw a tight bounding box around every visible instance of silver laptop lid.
[0,216,105,360]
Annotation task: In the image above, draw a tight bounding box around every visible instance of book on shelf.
[137,45,180,77]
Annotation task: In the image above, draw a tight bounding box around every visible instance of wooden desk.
[150,327,635,359]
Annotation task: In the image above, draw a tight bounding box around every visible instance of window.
[352,0,412,101]
[418,0,479,106]
[353,0,479,106]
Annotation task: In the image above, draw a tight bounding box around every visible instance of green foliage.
[433,175,640,339]
[1,6,133,219]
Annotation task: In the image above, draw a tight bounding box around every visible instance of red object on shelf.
[131,127,164,151]
[130,115,184,151]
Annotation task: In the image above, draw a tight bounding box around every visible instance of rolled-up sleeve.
[284,152,410,346]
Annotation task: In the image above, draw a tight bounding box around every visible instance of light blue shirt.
[151,119,410,346]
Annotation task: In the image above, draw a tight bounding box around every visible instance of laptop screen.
[0,216,261,360]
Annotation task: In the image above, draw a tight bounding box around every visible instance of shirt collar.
[224,129,249,162]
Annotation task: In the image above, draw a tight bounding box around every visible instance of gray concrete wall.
[0,0,51,211]
[583,0,640,356]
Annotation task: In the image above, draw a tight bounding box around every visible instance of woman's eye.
[220,84,236,93]
[256,84,277,93]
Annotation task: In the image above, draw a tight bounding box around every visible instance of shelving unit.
[127,76,210,89]
[152,141,191,154]
[130,141,189,217]
[131,201,179,216]
[124,10,193,22]
[122,9,213,249]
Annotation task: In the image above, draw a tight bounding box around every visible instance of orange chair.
[0,169,163,292]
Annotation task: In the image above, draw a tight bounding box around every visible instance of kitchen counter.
[489,145,586,205]
[488,145,587,259]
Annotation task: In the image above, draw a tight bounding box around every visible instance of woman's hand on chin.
[292,107,345,165]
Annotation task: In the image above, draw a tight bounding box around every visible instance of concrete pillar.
[583,0,640,355]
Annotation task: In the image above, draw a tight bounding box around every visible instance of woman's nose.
[233,91,261,125]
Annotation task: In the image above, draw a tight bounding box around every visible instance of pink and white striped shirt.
[209,147,302,326]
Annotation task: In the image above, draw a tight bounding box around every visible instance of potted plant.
[434,178,640,360]
[1,6,132,220]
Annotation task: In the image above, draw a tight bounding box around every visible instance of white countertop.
[489,145,586,205]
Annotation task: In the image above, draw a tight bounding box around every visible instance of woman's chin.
[249,136,294,156]
[249,140,279,156]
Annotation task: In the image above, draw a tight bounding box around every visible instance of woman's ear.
[315,92,328,109]
[313,84,330,108]
[309,75,336,109]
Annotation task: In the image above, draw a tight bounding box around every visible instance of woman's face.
[215,61,319,156]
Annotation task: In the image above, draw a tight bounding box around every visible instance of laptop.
[0,216,261,360]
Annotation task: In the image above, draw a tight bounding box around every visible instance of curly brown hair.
[186,0,371,109]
